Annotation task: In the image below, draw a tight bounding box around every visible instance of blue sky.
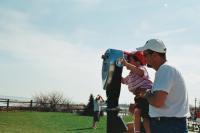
[0,0,200,105]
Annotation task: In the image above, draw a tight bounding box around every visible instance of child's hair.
[127,51,146,65]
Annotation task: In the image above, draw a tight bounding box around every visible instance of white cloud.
[0,8,106,103]
[153,28,188,38]
[163,3,168,8]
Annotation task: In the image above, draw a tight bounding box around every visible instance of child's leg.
[143,118,151,133]
[129,103,136,114]
[134,108,142,133]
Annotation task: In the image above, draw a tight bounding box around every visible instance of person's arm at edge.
[144,90,168,108]
[97,95,104,102]
[100,96,104,102]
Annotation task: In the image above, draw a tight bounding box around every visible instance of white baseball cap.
[136,39,166,53]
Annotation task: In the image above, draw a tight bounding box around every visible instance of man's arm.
[100,96,104,102]
[97,95,104,102]
[144,90,168,108]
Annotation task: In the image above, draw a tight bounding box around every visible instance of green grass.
[0,112,133,133]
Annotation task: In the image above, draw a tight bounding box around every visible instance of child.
[121,51,152,133]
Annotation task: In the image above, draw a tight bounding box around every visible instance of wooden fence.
[0,98,130,117]
[0,98,85,113]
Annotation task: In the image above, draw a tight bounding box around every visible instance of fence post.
[7,99,9,112]
[30,100,33,111]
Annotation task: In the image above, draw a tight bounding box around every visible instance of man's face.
[143,50,154,68]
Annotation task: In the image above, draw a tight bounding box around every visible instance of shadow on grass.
[66,127,94,131]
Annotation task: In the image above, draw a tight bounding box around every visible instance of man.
[92,94,104,129]
[136,39,190,133]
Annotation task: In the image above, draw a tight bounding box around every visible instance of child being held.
[121,51,152,133]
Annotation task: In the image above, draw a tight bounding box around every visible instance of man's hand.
[133,89,149,97]
[143,89,151,99]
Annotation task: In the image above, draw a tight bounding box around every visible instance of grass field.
[0,112,132,133]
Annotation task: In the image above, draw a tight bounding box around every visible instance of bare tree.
[34,92,50,111]
[33,91,72,112]
[49,91,65,111]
